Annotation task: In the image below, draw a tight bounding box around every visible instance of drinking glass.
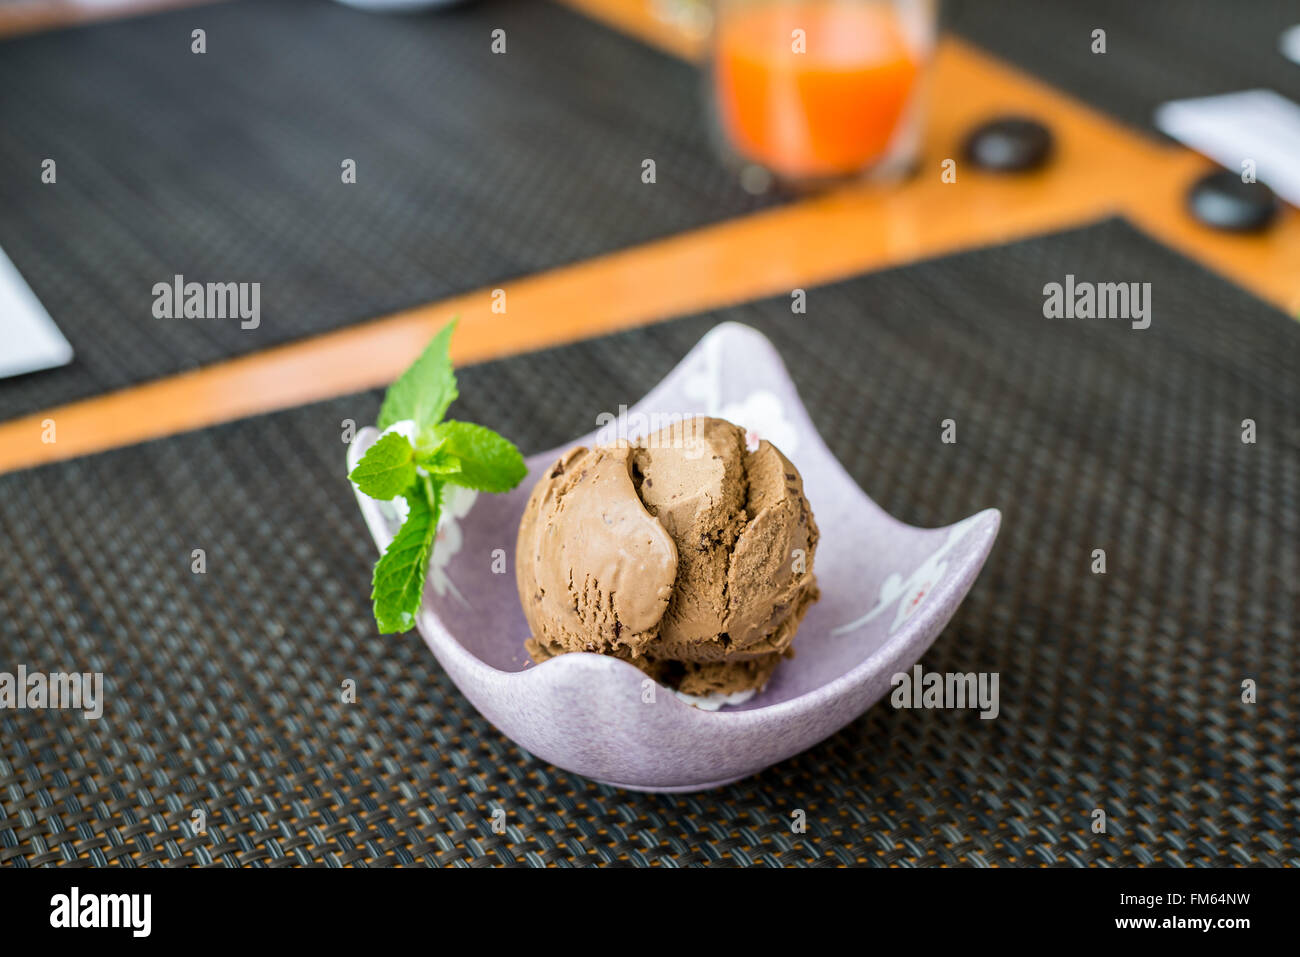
[710,0,937,188]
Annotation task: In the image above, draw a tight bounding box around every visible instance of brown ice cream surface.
[516,417,819,697]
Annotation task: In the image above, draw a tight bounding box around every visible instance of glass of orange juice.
[710,0,936,188]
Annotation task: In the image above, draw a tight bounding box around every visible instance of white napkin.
[0,247,74,380]
[1155,89,1300,208]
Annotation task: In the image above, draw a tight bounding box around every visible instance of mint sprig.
[350,320,527,633]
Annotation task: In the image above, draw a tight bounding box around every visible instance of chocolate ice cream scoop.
[516,417,819,699]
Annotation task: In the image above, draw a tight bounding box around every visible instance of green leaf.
[349,431,417,500]
[359,320,528,635]
[377,320,459,431]
[371,479,441,634]
[428,420,527,493]
[415,447,463,477]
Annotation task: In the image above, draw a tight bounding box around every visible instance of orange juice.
[713,0,923,180]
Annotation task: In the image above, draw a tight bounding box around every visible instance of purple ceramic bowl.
[349,323,999,791]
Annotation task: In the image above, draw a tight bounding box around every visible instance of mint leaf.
[371,479,441,634]
[429,420,527,493]
[349,431,417,500]
[358,320,528,636]
[415,447,463,477]
[377,319,459,431]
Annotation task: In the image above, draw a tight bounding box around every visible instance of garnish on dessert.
[350,320,527,633]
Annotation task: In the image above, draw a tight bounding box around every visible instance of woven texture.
[2,219,1297,866]
[0,0,774,421]
[948,0,1300,136]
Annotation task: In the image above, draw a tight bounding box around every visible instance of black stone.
[1187,169,1280,232]
[964,116,1054,172]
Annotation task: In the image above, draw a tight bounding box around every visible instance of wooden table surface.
[1,0,1297,476]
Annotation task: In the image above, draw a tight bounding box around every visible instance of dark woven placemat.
[2,218,1297,867]
[948,0,1300,136]
[0,0,774,421]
